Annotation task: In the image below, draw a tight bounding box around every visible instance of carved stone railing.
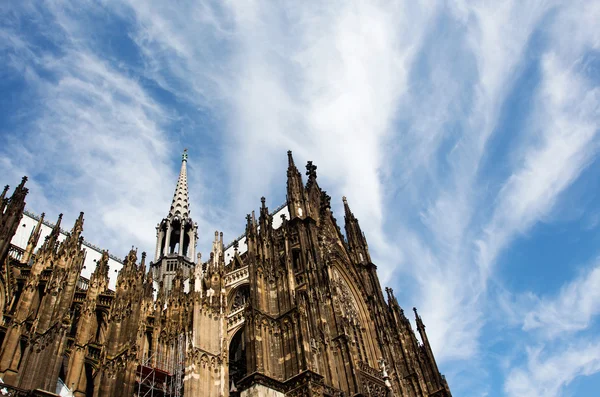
[323,384,346,397]
[357,361,382,379]
[97,293,114,308]
[356,361,387,397]
[77,276,89,291]
[225,266,249,287]
[0,382,31,396]
[73,291,86,304]
[8,245,24,261]
[227,305,247,331]
[294,272,306,286]
[87,343,102,361]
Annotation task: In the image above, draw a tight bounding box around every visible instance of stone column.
[164,221,172,256]
[179,223,185,256]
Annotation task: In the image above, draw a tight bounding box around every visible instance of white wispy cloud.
[0,2,179,256]
[505,340,600,397]
[523,261,600,338]
[389,0,559,365]
[502,256,600,395]
[477,50,600,279]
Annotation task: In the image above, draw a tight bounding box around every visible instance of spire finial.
[306,161,317,180]
[92,250,110,280]
[287,150,295,168]
[169,149,190,219]
[413,307,425,329]
[342,195,354,218]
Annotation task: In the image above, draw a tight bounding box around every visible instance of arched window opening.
[229,327,246,395]
[69,309,80,338]
[95,311,107,344]
[332,267,372,365]
[292,250,301,273]
[159,234,166,257]
[169,221,181,254]
[84,362,94,396]
[230,285,250,313]
[183,233,190,258]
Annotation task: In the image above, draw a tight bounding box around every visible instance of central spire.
[152,149,198,293]
[169,149,190,220]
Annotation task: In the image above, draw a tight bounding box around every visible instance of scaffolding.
[136,333,185,397]
[174,333,185,397]
[136,352,173,397]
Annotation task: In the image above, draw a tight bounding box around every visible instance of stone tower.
[151,149,198,292]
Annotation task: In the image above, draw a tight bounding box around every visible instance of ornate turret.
[151,149,198,293]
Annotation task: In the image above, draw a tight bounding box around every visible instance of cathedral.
[0,150,452,397]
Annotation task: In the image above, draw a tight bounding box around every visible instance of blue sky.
[1,1,599,396]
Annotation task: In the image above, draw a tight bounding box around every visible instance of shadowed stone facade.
[0,151,451,397]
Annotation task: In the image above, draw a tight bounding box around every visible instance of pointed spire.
[61,212,85,253]
[41,213,63,253]
[119,247,138,279]
[71,212,84,239]
[287,150,296,169]
[210,230,224,271]
[1,178,28,219]
[91,250,110,282]
[305,160,318,188]
[139,251,147,273]
[0,185,8,216]
[342,196,370,263]
[413,307,445,390]
[286,150,307,219]
[413,307,425,332]
[385,287,397,307]
[169,149,190,220]
[386,287,409,327]
[259,196,272,230]
[22,212,45,263]
[144,264,154,298]
[0,184,9,203]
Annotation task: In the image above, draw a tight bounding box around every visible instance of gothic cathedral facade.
[0,151,451,397]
